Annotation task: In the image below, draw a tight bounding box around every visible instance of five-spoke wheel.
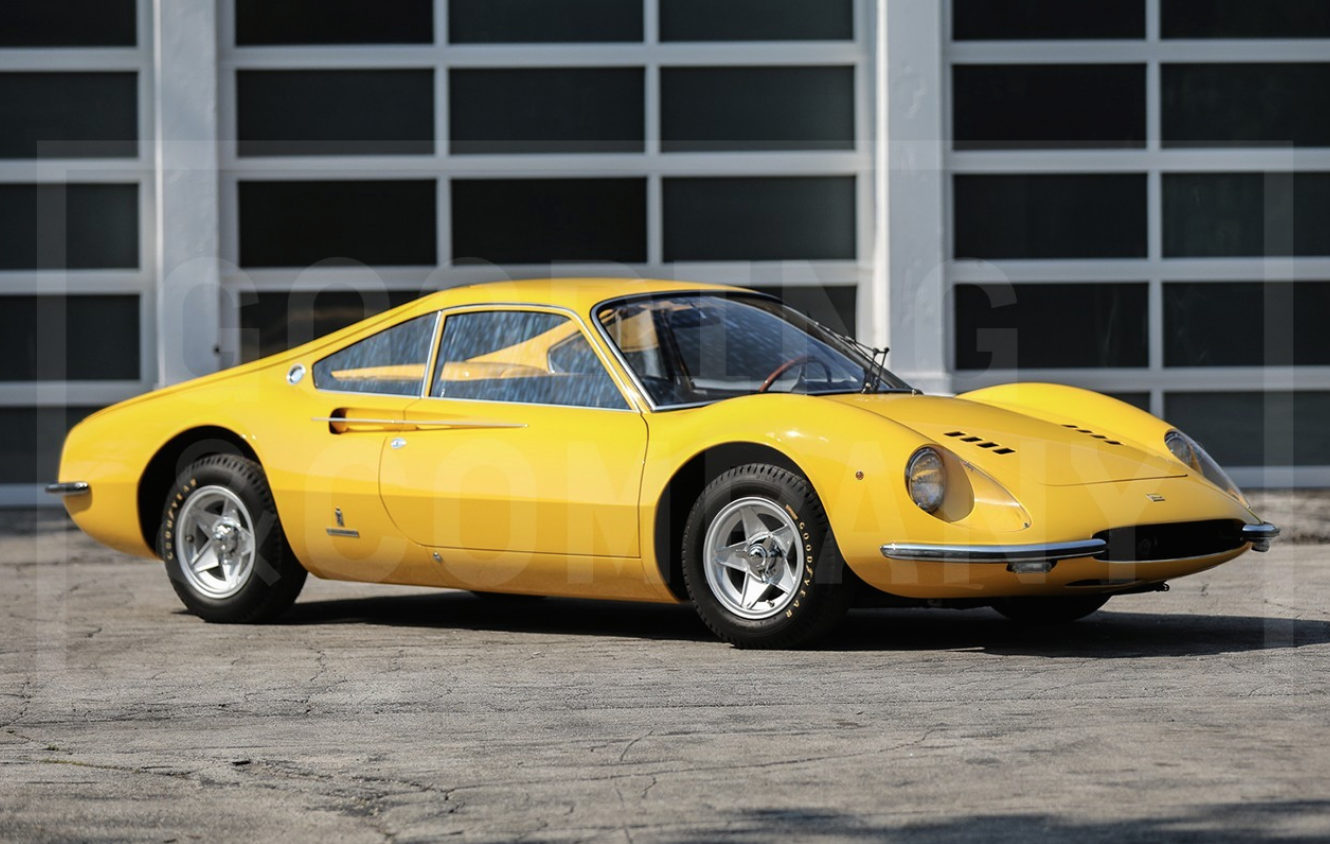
[175,485,258,600]
[159,454,306,623]
[683,463,852,648]
[702,497,804,620]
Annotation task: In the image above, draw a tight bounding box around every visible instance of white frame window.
[216,0,876,368]
[0,0,156,506]
[943,0,1330,487]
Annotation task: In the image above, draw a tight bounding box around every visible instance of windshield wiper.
[862,344,890,394]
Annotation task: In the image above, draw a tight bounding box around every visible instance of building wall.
[943,0,1330,487]
[2,0,1327,503]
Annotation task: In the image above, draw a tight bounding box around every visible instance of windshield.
[596,293,913,407]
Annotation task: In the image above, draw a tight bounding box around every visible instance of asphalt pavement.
[2,509,1328,843]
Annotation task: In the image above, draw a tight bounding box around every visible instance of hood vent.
[1061,423,1122,446]
[943,430,1015,455]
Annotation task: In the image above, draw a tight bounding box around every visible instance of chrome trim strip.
[419,311,444,399]
[45,481,90,496]
[311,417,528,429]
[880,539,1106,564]
[326,528,360,538]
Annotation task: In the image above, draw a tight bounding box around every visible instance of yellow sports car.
[50,278,1278,647]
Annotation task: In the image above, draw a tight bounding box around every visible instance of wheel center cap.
[746,543,775,576]
[213,521,239,554]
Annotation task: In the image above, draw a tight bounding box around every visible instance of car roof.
[408,277,749,316]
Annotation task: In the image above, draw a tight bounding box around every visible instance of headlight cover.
[906,447,946,513]
[1164,429,1248,506]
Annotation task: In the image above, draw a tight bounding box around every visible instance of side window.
[432,310,628,409]
[312,314,437,396]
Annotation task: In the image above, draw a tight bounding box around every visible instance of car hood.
[821,393,1186,487]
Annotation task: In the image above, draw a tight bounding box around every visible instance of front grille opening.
[1094,520,1247,562]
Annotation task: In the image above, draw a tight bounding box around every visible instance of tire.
[992,595,1110,624]
[682,464,851,648]
[157,454,307,623]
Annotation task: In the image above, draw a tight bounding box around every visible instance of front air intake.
[1093,520,1247,562]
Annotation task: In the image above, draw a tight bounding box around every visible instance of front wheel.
[682,464,851,648]
[992,595,1110,624]
[158,454,306,623]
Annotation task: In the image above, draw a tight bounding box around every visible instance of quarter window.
[312,314,437,396]
[432,311,627,409]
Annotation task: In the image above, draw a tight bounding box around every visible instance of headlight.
[1164,429,1247,506]
[907,447,946,513]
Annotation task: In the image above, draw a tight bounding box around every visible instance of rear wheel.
[682,464,851,648]
[158,454,306,623]
[992,595,1110,624]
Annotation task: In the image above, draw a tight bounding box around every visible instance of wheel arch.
[137,426,264,554]
[651,442,806,601]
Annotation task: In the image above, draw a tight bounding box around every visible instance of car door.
[280,311,446,585]
[378,307,649,596]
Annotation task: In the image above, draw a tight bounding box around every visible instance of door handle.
[315,411,413,434]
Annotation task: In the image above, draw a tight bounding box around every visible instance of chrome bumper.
[880,539,1106,565]
[1241,522,1280,552]
[45,481,90,496]
[881,522,1281,567]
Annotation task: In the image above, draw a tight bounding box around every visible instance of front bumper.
[881,521,1280,568]
[1241,522,1280,552]
[46,481,90,496]
[880,539,1104,565]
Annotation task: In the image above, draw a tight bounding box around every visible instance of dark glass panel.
[239,181,436,268]
[953,0,1144,40]
[952,64,1145,150]
[662,66,854,152]
[239,290,421,362]
[750,285,857,337]
[0,0,135,47]
[660,0,852,41]
[954,283,1149,370]
[1164,281,1330,367]
[664,177,856,262]
[1163,173,1330,257]
[1162,0,1330,39]
[433,311,626,409]
[0,406,102,484]
[452,178,646,264]
[0,295,139,381]
[238,70,433,157]
[953,175,1147,259]
[0,73,136,159]
[236,0,432,45]
[450,69,643,154]
[1163,64,1330,148]
[1164,392,1330,467]
[0,183,139,270]
[313,313,436,396]
[450,0,641,43]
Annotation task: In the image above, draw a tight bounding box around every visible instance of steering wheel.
[758,355,832,393]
